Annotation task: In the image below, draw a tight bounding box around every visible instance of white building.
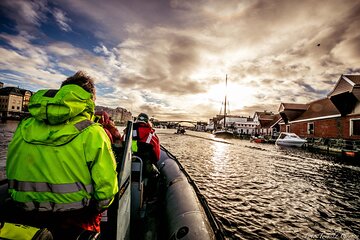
[0,87,32,118]
[232,117,259,135]
[217,115,259,135]
[0,87,23,113]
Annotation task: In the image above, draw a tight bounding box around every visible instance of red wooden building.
[279,74,360,140]
[254,111,282,137]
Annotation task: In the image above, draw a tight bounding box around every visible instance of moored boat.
[213,129,234,139]
[213,75,235,139]
[275,132,307,147]
[250,136,267,143]
[0,121,225,239]
[341,139,359,159]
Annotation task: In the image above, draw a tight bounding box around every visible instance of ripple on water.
[157,129,360,239]
[0,128,359,239]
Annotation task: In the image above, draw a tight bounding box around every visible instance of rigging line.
[219,102,223,115]
[227,100,230,114]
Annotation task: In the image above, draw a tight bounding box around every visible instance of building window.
[350,119,360,136]
[307,122,314,134]
[286,125,290,132]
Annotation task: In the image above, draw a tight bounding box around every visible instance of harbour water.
[0,121,18,181]
[1,122,359,239]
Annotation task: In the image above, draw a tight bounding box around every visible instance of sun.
[207,82,256,111]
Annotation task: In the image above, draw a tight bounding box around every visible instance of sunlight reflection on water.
[211,141,230,175]
[157,129,360,240]
[1,125,359,239]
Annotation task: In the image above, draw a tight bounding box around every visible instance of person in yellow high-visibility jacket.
[5,71,118,238]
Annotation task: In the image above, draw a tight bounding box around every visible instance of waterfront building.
[279,98,340,137]
[232,116,258,136]
[0,86,32,119]
[195,121,207,131]
[95,106,132,124]
[253,111,282,138]
[279,74,360,140]
[19,89,32,112]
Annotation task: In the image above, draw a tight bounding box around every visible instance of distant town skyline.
[1,0,359,121]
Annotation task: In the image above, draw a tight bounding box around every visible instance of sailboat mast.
[224,74,227,129]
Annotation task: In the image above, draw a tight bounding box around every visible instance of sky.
[0,0,359,121]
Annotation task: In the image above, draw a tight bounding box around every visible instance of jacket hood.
[19,84,96,145]
[29,84,95,125]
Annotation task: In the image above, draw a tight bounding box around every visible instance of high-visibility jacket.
[132,122,160,163]
[6,84,118,212]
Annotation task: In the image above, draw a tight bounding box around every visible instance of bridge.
[154,120,207,127]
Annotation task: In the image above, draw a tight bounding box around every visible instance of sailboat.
[213,75,234,139]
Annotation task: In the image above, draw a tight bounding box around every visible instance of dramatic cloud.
[52,8,72,32]
[0,0,48,33]
[0,0,359,121]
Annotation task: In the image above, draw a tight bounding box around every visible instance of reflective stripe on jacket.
[132,122,160,162]
[6,85,118,212]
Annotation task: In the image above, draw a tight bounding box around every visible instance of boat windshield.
[279,133,300,139]
[278,133,286,139]
[288,133,300,138]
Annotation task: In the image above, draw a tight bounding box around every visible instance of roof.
[0,87,23,96]
[345,74,360,85]
[254,111,275,120]
[259,113,282,128]
[278,103,308,112]
[291,98,340,122]
[19,89,32,95]
[328,74,360,96]
[269,114,282,127]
